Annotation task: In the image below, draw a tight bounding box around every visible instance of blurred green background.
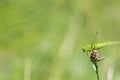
[0,0,120,80]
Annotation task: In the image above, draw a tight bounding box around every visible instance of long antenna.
[91,31,98,51]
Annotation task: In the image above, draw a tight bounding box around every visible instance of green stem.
[95,62,99,80]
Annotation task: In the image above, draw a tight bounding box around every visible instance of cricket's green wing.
[82,41,120,53]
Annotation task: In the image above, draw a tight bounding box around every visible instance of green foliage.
[0,0,120,80]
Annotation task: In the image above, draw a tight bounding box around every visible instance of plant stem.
[95,62,99,80]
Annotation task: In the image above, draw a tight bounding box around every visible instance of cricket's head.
[82,48,88,53]
[82,44,94,53]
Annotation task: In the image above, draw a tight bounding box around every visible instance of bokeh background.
[0,0,120,80]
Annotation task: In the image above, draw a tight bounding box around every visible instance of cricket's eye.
[82,48,85,52]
